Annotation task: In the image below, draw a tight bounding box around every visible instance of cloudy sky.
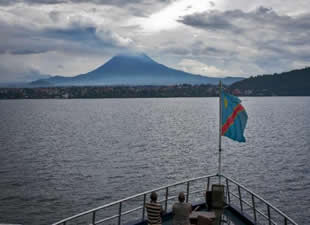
[1,0,310,82]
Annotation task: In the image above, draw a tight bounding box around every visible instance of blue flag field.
[221,92,248,142]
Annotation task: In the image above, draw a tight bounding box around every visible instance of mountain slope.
[31,53,243,86]
[230,67,310,95]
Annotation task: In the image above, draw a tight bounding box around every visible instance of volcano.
[31,53,243,86]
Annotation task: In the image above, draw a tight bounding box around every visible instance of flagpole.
[218,81,222,184]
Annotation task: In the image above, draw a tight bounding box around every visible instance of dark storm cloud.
[1,1,310,81]
[0,0,66,5]
[191,46,235,57]
[66,0,143,6]
[0,22,55,55]
[0,15,133,81]
[0,22,49,55]
[42,26,98,42]
[0,17,131,57]
[43,25,133,48]
[161,47,191,56]
[190,40,234,56]
[179,11,239,32]
[180,6,310,34]
[10,49,48,55]
[0,0,171,6]
[49,11,61,22]
[179,6,310,72]
[160,40,236,60]
[0,62,50,82]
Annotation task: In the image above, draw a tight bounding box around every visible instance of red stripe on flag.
[222,104,245,135]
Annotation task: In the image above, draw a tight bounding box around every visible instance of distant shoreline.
[1,85,309,99]
[1,96,310,101]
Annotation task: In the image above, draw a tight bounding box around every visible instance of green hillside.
[230,67,310,96]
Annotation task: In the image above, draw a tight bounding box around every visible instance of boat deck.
[160,204,249,225]
[51,174,298,225]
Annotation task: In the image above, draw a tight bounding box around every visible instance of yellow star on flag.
[224,97,228,109]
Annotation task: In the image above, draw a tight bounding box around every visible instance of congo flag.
[221,92,248,142]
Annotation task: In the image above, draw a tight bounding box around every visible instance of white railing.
[222,175,298,225]
[51,174,298,225]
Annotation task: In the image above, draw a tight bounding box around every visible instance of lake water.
[0,97,309,225]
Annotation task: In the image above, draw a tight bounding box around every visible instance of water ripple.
[0,97,309,225]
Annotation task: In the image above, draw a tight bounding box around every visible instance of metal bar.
[229,193,253,214]
[92,211,96,225]
[240,199,252,208]
[52,174,218,225]
[252,194,257,223]
[226,178,231,204]
[221,174,298,225]
[118,202,122,225]
[162,187,211,203]
[233,203,275,225]
[229,191,252,209]
[218,81,222,184]
[232,194,278,225]
[238,186,243,212]
[230,191,252,212]
[52,174,298,225]
[267,205,271,225]
[189,189,205,195]
[142,194,146,221]
[186,181,190,203]
[122,206,143,216]
[165,187,168,212]
[159,195,177,203]
[229,192,239,199]
[95,214,119,224]
[256,208,269,221]
[256,208,278,225]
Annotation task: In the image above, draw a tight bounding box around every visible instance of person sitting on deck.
[172,192,192,225]
[145,191,164,225]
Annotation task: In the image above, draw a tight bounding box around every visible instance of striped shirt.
[145,202,162,225]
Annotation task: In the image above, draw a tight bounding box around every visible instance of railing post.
[118,202,122,225]
[251,194,257,223]
[186,181,190,203]
[225,178,230,204]
[142,194,146,221]
[267,205,271,225]
[165,187,169,212]
[238,186,243,212]
[92,211,96,225]
[50,175,299,225]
